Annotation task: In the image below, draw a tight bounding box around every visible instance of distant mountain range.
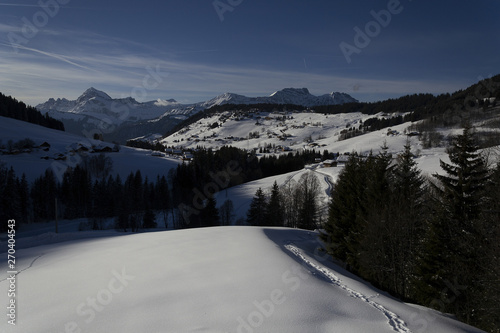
[36,87,357,143]
[199,88,357,108]
[36,87,181,125]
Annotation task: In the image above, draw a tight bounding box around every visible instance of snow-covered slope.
[0,116,181,181]
[0,227,485,333]
[161,109,389,152]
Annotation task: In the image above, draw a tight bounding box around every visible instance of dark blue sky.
[1,0,499,105]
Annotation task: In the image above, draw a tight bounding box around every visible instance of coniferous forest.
[0,146,321,232]
[320,124,500,331]
[0,157,171,233]
[0,93,65,131]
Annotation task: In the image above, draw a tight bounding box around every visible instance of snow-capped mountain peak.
[270,87,310,97]
[153,98,179,107]
[267,87,357,106]
[202,92,252,107]
[77,87,112,102]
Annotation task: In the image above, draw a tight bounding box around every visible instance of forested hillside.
[0,93,65,131]
[321,125,500,332]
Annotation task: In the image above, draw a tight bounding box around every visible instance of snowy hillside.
[161,109,402,153]
[0,116,181,181]
[0,227,485,333]
[159,108,464,220]
[215,166,336,221]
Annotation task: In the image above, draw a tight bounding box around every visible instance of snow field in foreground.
[0,227,485,333]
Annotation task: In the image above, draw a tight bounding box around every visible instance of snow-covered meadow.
[0,226,486,333]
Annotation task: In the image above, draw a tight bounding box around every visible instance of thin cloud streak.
[0,3,42,6]
[0,43,97,72]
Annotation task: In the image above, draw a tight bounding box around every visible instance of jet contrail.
[0,3,41,6]
[0,42,96,72]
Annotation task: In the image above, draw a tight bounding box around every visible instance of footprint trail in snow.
[285,244,412,333]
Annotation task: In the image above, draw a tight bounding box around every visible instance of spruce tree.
[434,123,489,223]
[90,179,107,230]
[155,175,170,228]
[417,123,490,324]
[321,154,365,264]
[266,181,284,226]
[132,170,144,212]
[106,174,122,218]
[0,164,18,231]
[143,208,157,229]
[357,147,394,285]
[17,174,30,225]
[201,196,220,227]
[246,188,267,226]
[61,165,91,219]
[31,169,57,221]
[479,161,500,331]
[390,141,425,298]
[115,212,129,232]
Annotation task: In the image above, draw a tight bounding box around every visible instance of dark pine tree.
[142,208,157,229]
[266,181,284,226]
[125,170,144,232]
[246,188,268,226]
[200,196,220,227]
[390,141,426,299]
[417,123,490,326]
[115,212,129,232]
[0,165,19,231]
[155,175,171,228]
[60,166,91,219]
[321,154,365,266]
[357,146,395,289]
[477,161,500,331]
[17,173,30,226]
[31,169,57,221]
